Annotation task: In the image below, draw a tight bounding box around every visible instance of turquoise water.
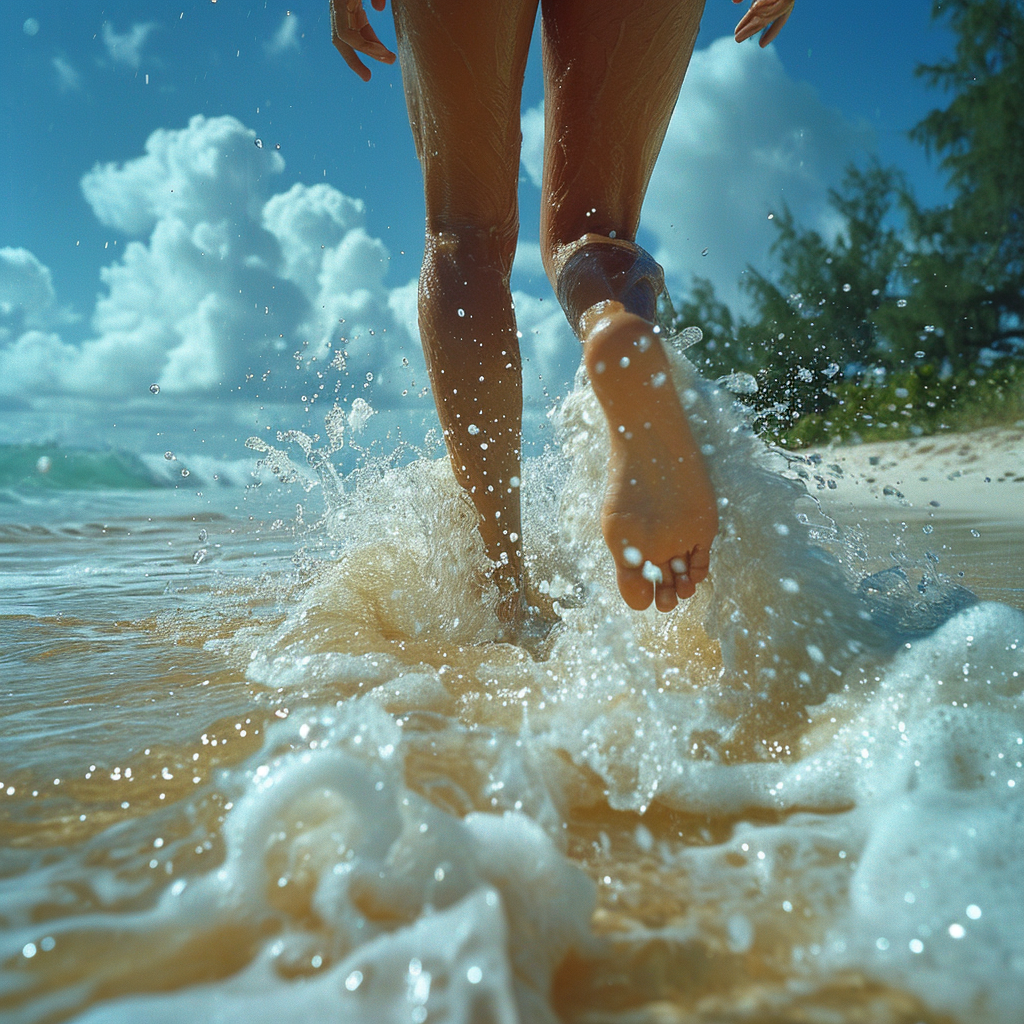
[1,360,1022,1023]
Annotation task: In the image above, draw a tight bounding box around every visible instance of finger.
[359,26,397,63]
[336,27,395,62]
[760,9,792,46]
[734,13,766,42]
[334,39,372,81]
[735,0,790,39]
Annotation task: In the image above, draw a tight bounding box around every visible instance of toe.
[655,562,678,611]
[688,546,711,585]
[670,556,695,600]
[674,572,696,601]
[616,564,654,610]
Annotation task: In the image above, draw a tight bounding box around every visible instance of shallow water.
[2,360,1022,1024]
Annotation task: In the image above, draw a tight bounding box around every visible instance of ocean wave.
[0,444,260,492]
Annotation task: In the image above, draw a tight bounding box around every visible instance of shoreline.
[799,425,1024,521]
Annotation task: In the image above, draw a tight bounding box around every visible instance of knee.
[424,218,519,280]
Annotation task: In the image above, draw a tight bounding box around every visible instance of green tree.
[670,0,1024,442]
[669,163,909,435]
[898,0,1024,364]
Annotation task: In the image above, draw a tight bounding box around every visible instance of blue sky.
[0,1,955,456]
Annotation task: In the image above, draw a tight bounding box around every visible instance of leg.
[392,0,539,622]
[540,0,718,613]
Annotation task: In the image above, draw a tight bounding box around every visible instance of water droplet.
[623,546,643,568]
[966,904,982,920]
[164,451,175,461]
[467,965,483,984]
[948,923,966,939]
[641,562,663,584]
[345,970,363,991]
[467,424,480,435]
[701,247,709,256]
[923,524,933,534]
[180,468,190,478]
[457,308,465,317]
[192,549,206,565]
[716,371,758,395]
[897,298,907,308]
[970,529,980,538]
[149,383,160,394]
[198,529,208,543]
[914,350,926,358]
[619,356,630,368]
[678,326,703,350]
[254,138,263,149]
[842,283,852,292]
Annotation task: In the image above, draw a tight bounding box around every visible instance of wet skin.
[332,0,796,629]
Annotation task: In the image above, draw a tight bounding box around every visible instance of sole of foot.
[582,303,719,612]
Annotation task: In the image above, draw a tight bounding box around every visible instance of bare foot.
[490,561,561,644]
[582,303,719,612]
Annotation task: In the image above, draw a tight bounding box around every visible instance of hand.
[734,0,795,47]
[331,0,396,81]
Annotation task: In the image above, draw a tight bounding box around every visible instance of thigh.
[539,0,706,253]
[393,0,539,239]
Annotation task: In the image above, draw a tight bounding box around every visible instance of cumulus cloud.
[511,291,579,404]
[266,14,301,55]
[0,113,581,429]
[1,249,58,328]
[0,115,426,408]
[0,248,75,338]
[102,22,158,69]
[52,56,81,91]
[520,36,872,312]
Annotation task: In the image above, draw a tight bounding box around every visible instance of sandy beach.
[803,425,1024,521]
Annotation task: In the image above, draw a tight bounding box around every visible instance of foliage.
[669,0,1024,445]
[782,359,1024,448]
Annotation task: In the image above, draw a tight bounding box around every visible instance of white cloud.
[52,56,81,91]
[82,114,286,235]
[520,36,872,313]
[1,248,57,327]
[266,14,301,55]
[0,248,75,340]
[102,22,158,69]
[0,114,580,428]
[0,116,425,407]
[512,291,579,404]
